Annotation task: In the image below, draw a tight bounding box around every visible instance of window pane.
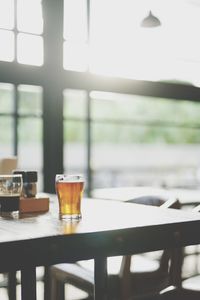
[17,0,43,34]
[0,117,13,157]
[0,83,14,113]
[63,41,88,71]
[91,91,200,125]
[91,91,200,189]
[18,118,43,191]
[64,0,87,41]
[63,89,87,119]
[0,30,14,62]
[63,89,87,184]
[17,33,43,66]
[64,120,87,176]
[92,122,200,144]
[0,0,14,30]
[18,85,43,115]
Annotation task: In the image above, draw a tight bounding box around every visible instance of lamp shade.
[141,10,161,28]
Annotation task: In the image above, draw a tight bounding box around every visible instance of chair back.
[120,195,181,300]
[193,204,200,213]
[126,195,180,208]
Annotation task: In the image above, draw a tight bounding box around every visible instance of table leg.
[8,271,16,300]
[94,256,107,300]
[21,267,36,300]
[44,266,50,300]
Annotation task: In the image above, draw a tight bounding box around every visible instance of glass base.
[59,213,82,220]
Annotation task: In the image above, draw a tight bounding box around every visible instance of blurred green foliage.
[64,90,200,144]
[1,85,200,145]
[0,84,43,144]
[18,85,42,115]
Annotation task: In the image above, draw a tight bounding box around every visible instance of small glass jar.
[24,171,38,198]
[0,174,22,214]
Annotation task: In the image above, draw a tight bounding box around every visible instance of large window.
[0,0,200,193]
[92,92,200,189]
[63,89,200,191]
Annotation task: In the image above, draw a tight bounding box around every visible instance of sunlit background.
[1,0,200,192]
[1,0,200,83]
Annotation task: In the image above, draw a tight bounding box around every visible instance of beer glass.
[0,174,23,214]
[55,174,84,220]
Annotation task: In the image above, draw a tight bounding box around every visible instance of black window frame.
[0,0,200,193]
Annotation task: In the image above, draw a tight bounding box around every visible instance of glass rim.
[55,174,84,182]
[0,174,22,178]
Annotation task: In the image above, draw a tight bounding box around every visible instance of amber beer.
[55,175,84,219]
